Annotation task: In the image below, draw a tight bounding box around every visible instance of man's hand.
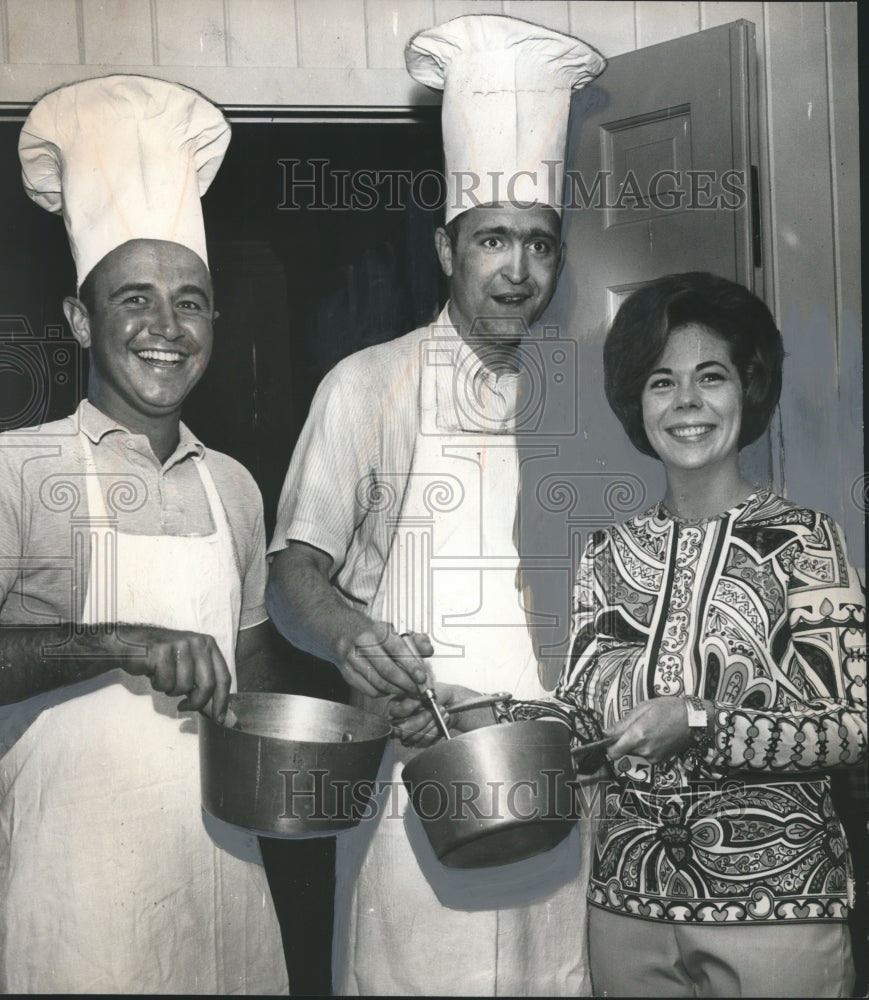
[115,625,232,722]
[387,683,481,747]
[337,625,433,698]
[267,543,434,697]
[605,696,694,764]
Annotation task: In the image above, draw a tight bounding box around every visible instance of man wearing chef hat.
[0,75,288,993]
[266,15,605,996]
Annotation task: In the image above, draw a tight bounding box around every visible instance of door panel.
[519,21,761,686]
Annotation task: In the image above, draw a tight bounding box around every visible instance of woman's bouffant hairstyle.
[603,272,784,458]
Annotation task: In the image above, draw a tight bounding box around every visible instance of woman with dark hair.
[603,271,783,457]
[526,271,865,997]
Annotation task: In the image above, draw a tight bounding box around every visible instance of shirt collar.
[75,399,205,466]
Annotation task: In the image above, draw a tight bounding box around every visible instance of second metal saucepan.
[402,716,577,869]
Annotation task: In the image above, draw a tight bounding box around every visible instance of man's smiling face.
[436,204,565,346]
[70,239,215,428]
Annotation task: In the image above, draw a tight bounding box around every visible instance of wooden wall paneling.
[0,65,429,106]
[297,0,366,69]
[635,1,701,48]
[225,0,298,68]
[502,1,570,32]
[82,0,155,66]
[699,0,763,31]
[364,0,435,69]
[568,1,637,57]
[154,0,228,66]
[1,0,10,63]
[434,0,502,23]
[6,0,79,64]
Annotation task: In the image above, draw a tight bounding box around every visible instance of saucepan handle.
[449,691,515,724]
[571,734,618,775]
[447,692,514,714]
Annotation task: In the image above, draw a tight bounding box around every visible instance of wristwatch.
[684,695,710,765]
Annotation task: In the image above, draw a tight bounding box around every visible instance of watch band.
[685,694,707,729]
[684,695,710,765]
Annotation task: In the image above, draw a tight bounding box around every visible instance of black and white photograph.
[0,1,864,996]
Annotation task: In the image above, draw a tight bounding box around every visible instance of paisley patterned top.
[516,490,866,924]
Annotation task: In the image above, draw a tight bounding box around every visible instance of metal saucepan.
[401,718,577,869]
[199,692,391,836]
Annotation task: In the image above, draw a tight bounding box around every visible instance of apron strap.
[77,432,237,630]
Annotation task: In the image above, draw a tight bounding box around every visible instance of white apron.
[0,434,288,995]
[333,345,593,996]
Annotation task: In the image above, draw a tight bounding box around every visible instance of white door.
[517,21,763,687]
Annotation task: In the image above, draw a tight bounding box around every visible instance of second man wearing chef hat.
[0,75,288,993]
[266,14,605,996]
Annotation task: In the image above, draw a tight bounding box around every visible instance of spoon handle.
[421,687,452,741]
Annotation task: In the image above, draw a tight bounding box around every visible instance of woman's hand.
[606,696,696,764]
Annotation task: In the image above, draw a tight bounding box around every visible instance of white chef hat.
[406,15,605,222]
[18,74,230,287]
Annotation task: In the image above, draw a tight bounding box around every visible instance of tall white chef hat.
[18,74,231,287]
[406,15,605,223]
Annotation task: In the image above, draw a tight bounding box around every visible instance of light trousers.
[588,905,855,998]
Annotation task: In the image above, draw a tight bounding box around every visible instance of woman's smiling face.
[641,323,744,475]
